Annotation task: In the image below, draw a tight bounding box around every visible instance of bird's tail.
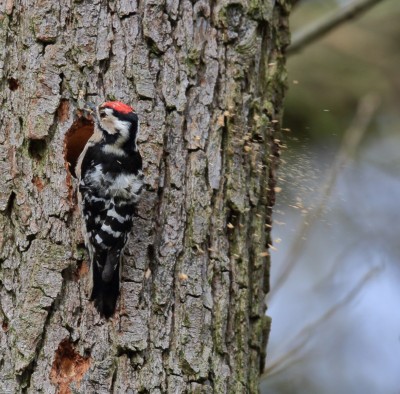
[90,250,121,318]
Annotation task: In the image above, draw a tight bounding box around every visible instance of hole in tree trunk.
[28,139,47,160]
[64,116,94,178]
[8,78,19,91]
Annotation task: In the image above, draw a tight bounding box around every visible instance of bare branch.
[263,265,382,378]
[288,0,386,55]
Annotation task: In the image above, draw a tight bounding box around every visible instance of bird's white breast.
[85,165,143,202]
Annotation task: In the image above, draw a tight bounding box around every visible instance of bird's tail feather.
[90,252,120,318]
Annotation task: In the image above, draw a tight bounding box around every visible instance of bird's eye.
[100,112,106,119]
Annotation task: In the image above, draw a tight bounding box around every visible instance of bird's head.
[90,101,139,153]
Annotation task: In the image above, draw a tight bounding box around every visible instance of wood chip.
[178,273,188,281]
[145,268,152,279]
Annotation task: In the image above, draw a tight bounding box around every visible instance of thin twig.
[270,94,380,302]
[262,265,382,378]
[313,238,364,291]
[288,0,386,55]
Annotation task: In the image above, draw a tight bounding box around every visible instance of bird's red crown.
[101,101,134,114]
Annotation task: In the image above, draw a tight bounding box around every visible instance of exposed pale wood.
[0,0,290,392]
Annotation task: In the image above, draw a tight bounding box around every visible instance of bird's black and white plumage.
[76,101,143,318]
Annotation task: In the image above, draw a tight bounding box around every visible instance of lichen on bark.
[0,0,290,392]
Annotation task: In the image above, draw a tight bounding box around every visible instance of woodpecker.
[76,101,143,318]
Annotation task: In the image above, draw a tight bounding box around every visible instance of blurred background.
[261,0,400,393]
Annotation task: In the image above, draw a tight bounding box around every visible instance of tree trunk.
[0,0,290,392]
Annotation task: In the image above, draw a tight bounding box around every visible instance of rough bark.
[0,0,290,393]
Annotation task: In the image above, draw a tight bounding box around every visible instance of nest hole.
[64,116,94,178]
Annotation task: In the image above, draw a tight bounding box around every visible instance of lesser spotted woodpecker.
[76,101,143,318]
